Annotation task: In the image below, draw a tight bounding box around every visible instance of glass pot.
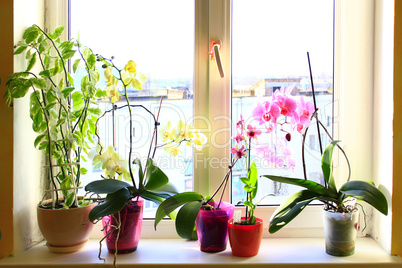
[322,209,359,256]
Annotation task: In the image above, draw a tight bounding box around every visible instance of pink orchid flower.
[233,132,245,143]
[246,124,262,140]
[231,145,246,159]
[236,114,245,129]
[252,101,281,125]
[272,85,298,118]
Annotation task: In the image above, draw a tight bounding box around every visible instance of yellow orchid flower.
[106,82,119,103]
[93,145,129,179]
[164,143,181,156]
[160,121,173,142]
[193,130,207,150]
[172,120,194,143]
[104,66,115,86]
[125,60,137,75]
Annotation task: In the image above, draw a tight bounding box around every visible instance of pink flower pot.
[102,199,143,254]
[195,201,235,252]
[228,217,263,257]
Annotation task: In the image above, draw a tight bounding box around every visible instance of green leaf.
[88,107,102,116]
[80,167,88,175]
[339,180,388,215]
[39,70,51,78]
[31,78,47,89]
[73,59,80,73]
[321,141,339,192]
[52,26,64,39]
[38,141,48,150]
[88,188,131,221]
[133,158,144,189]
[14,46,27,55]
[262,175,338,198]
[62,49,75,60]
[67,72,75,87]
[61,87,75,98]
[144,158,169,190]
[154,192,203,229]
[34,134,47,148]
[269,190,319,234]
[176,200,203,240]
[85,179,131,194]
[26,53,37,72]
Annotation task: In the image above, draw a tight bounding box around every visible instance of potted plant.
[84,56,206,258]
[262,81,388,256]
[227,118,266,257]
[155,87,308,253]
[5,25,104,252]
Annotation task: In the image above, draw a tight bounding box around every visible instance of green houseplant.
[262,87,388,256]
[5,25,104,252]
[84,56,206,258]
[155,87,309,253]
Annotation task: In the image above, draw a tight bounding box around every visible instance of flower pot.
[102,198,144,254]
[322,209,359,256]
[195,201,235,253]
[37,199,96,253]
[228,217,263,257]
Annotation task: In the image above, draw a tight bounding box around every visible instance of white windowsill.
[0,237,401,267]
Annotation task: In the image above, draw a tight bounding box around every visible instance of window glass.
[70,0,195,217]
[231,0,334,205]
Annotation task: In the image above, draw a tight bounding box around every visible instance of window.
[70,0,195,218]
[231,0,334,205]
[63,0,389,241]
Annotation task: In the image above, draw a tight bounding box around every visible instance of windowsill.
[0,237,401,267]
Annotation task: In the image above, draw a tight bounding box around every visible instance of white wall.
[372,0,394,254]
[13,0,45,256]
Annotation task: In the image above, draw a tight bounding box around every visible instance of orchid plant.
[262,84,388,234]
[84,57,206,223]
[154,85,314,237]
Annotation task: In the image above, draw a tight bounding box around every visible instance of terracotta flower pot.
[322,209,359,256]
[195,201,235,253]
[102,199,144,254]
[228,217,263,257]
[37,199,96,253]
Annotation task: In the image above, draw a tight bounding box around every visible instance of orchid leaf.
[85,179,131,194]
[269,190,319,234]
[321,141,339,192]
[155,192,203,230]
[133,158,144,189]
[88,187,131,221]
[176,200,203,240]
[144,158,169,190]
[262,175,338,198]
[339,180,388,215]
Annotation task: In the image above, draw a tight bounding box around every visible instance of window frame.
[62,0,383,240]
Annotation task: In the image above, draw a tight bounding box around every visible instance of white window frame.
[57,0,380,239]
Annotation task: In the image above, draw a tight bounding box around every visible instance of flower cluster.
[104,60,147,103]
[159,120,207,156]
[91,145,130,180]
[232,85,315,172]
[252,85,315,135]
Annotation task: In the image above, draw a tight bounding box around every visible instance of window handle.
[210,40,225,78]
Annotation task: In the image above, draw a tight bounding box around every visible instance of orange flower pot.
[37,199,96,253]
[228,217,263,257]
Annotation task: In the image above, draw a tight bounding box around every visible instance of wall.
[372,0,394,254]
[12,0,45,257]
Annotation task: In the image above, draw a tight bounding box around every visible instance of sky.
[70,0,333,82]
